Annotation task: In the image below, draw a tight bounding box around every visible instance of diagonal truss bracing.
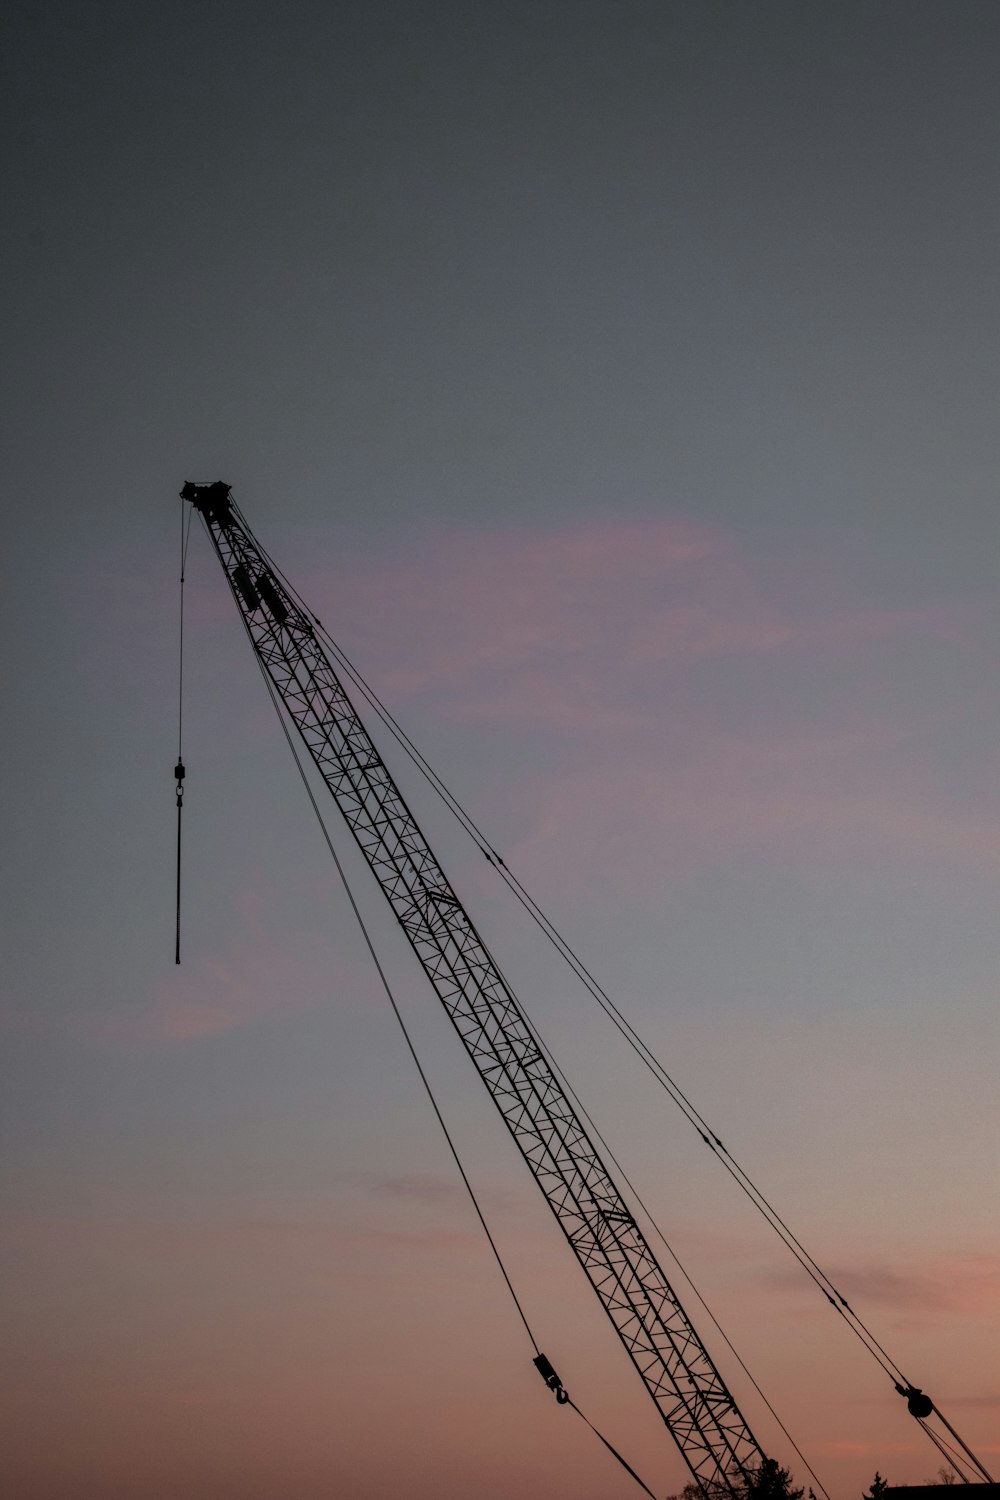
[184,482,767,1495]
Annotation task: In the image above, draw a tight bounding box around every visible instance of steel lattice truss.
[184,482,767,1495]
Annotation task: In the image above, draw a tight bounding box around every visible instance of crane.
[179,480,771,1495]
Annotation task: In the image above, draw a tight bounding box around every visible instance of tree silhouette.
[744,1457,805,1500]
[667,1460,805,1500]
[863,1472,889,1500]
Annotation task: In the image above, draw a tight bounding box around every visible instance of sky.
[2,3,999,1498]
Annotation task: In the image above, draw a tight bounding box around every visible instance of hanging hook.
[174,758,185,964]
[533,1353,570,1404]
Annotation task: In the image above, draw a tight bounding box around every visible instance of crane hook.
[533,1353,570,1404]
[174,758,186,964]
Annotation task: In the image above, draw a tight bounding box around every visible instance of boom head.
[180,480,232,523]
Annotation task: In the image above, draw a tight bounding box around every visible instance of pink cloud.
[84,965,296,1047]
[88,512,996,887]
[90,511,983,741]
[496,739,1000,892]
[0,1210,495,1270]
[80,881,377,1047]
[312,515,729,712]
[302,514,971,727]
[817,1439,915,1458]
[369,1172,465,1206]
[281,513,996,875]
[766,1254,1000,1320]
[365,1172,527,1222]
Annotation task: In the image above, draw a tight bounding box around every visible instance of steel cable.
[220,495,991,1481]
[235,596,667,1500]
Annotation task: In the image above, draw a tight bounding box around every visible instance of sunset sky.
[3,4,998,1498]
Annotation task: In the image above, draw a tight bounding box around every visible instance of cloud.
[311,513,969,723]
[369,1172,466,1206]
[85,512,997,932]
[365,1172,526,1221]
[291,513,997,876]
[835,1255,1000,1317]
[306,514,732,727]
[765,1254,1000,1320]
[339,1223,487,1258]
[84,959,309,1047]
[1,1211,489,1272]
[471,742,1000,915]
[79,881,377,1047]
[816,1439,915,1458]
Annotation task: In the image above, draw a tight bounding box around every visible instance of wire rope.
[293,604,897,1364]
[308,638,996,1479]
[227,584,666,1500]
[915,1418,975,1483]
[219,496,991,1483]
[223,503,827,1484]
[250,560,914,1382]
[481,941,831,1500]
[926,1408,993,1484]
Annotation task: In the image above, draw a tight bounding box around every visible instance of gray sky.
[3,5,999,1498]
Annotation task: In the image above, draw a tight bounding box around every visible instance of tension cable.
[232,507,827,1491]
[222,500,991,1485]
[534,1355,661,1500]
[274,605,993,1480]
[482,940,830,1500]
[240,619,663,1500]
